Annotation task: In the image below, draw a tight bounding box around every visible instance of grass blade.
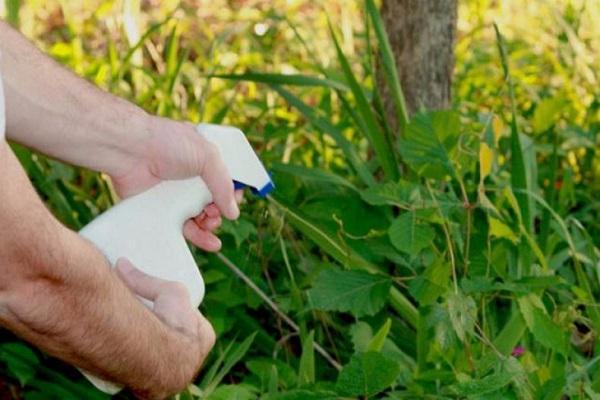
[298,331,315,385]
[203,332,257,396]
[211,72,349,91]
[272,85,375,187]
[117,18,172,81]
[365,0,409,131]
[494,24,531,233]
[327,20,399,181]
[494,24,533,277]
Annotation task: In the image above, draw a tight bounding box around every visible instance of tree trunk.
[379,0,457,123]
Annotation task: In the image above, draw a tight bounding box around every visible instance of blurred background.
[1,0,600,399]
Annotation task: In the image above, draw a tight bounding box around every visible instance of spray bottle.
[78,123,273,393]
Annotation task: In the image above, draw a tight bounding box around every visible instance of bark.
[379,0,457,123]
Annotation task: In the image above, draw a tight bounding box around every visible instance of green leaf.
[269,196,418,327]
[269,196,379,273]
[447,292,477,342]
[336,352,401,396]
[262,389,338,400]
[399,110,460,180]
[360,180,422,207]
[489,217,519,244]
[462,275,566,294]
[517,294,568,355]
[212,72,349,91]
[533,96,567,134]
[367,319,392,352]
[409,258,450,305]
[452,361,519,396]
[308,269,391,317]
[491,311,527,357]
[0,342,39,386]
[220,218,257,248]
[350,322,373,353]
[388,212,434,256]
[298,331,315,385]
[207,384,257,400]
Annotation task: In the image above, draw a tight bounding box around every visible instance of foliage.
[2,0,600,398]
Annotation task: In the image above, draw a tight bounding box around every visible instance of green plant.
[3,0,600,398]
[211,1,600,398]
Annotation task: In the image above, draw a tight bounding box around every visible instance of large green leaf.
[452,358,521,396]
[269,196,418,327]
[533,96,567,134]
[517,294,568,355]
[447,292,477,342]
[360,180,422,207]
[399,110,460,180]
[269,196,378,273]
[388,212,434,256]
[308,269,391,317]
[335,352,401,396]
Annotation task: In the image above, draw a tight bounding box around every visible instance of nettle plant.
[216,2,600,399]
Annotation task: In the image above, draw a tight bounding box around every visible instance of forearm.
[0,144,202,395]
[0,20,150,177]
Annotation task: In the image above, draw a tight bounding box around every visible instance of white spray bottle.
[78,123,273,394]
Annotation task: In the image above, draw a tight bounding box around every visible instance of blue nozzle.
[233,179,275,198]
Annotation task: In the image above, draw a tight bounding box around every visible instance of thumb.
[115,258,166,301]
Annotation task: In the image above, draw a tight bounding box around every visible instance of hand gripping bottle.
[78,124,274,393]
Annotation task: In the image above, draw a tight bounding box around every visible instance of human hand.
[110,116,243,252]
[116,258,215,397]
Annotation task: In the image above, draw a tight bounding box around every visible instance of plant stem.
[426,181,458,293]
[216,252,343,371]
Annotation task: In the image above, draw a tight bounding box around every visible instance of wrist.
[101,107,154,178]
[132,329,203,398]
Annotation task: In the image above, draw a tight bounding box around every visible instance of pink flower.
[511,346,525,357]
